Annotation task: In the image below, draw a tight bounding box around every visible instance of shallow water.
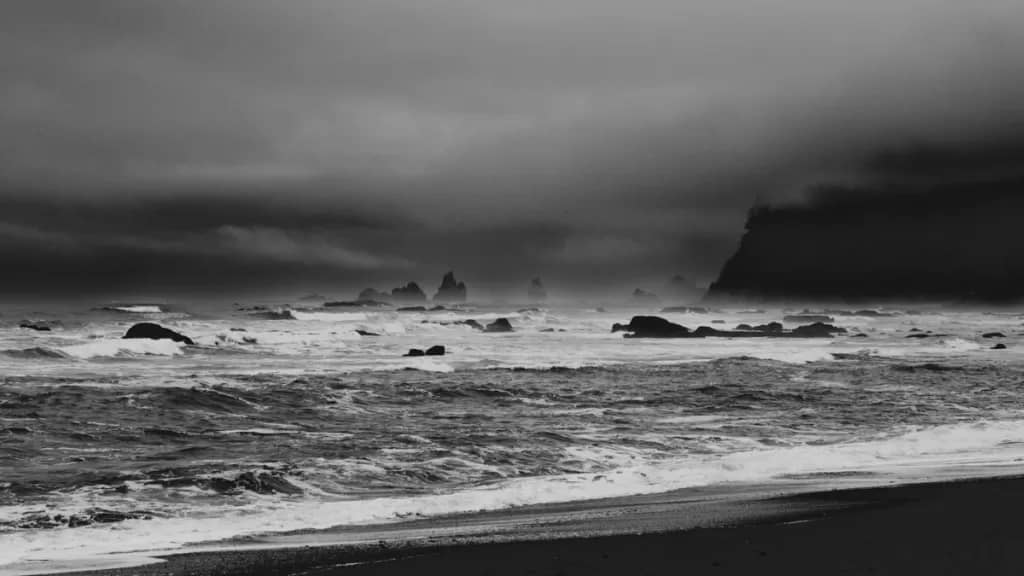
[2,301,1024,568]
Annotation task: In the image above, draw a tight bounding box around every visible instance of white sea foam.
[5,418,1024,572]
[288,311,369,322]
[58,339,185,359]
[110,305,163,314]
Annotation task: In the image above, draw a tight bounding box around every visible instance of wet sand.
[49,474,1024,576]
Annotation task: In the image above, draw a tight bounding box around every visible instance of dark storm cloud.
[2,0,1024,297]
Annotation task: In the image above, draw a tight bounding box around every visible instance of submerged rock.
[355,329,380,336]
[123,323,194,345]
[325,300,389,308]
[433,271,468,303]
[993,343,1008,350]
[19,322,52,332]
[983,332,1006,338]
[485,318,514,333]
[397,306,427,312]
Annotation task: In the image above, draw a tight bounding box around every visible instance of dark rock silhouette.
[19,322,52,332]
[397,306,427,312]
[707,187,1024,302]
[632,289,660,303]
[250,309,296,320]
[485,318,513,333]
[324,300,389,308]
[391,282,427,303]
[459,320,484,330]
[123,323,194,345]
[983,332,1006,338]
[784,314,834,324]
[791,322,847,337]
[528,277,547,302]
[752,322,784,333]
[993,343,1008,350]
[612,316,690,337]
[432,271,467,303]
[425,345,446,356]
[404,348,425,357]
[355,329,379,336]
[614,316,843,338]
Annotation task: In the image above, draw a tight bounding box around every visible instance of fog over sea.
[4,300,1024,572]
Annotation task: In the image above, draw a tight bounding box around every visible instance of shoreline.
[15,471,1024,576]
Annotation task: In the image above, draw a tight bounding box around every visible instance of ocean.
[3,300,1024,572]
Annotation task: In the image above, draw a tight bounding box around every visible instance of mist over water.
[4,299,1024,570]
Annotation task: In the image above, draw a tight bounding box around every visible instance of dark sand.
[59,475,1024,575]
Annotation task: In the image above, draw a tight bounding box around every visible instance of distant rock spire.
[433,271,467,302]
[527,277,547,301]
[391,281,427,303]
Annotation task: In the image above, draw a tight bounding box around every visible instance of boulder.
[790,322,846,337]
[485,318,514,333]
[735,323,755,330]
[123,323,194,345]
[993,343,1008,350]
[355,329,380,336]
[425,345,446,356]
[783,314,834,324]
[391,282,427,303]
[405,348,425,357]
[612,316,691,338]
[459,319,484,330]
[528,277,547,302]
[432,271,467,303]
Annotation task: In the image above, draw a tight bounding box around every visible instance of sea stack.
[706,187,1024,302]
[391,282,427,303]
[432,271,467,303]
[528,277,547,302]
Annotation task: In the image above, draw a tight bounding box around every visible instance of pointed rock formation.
[391,282,427,303]
[433,271,467,303]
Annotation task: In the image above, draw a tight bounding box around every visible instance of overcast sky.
[2,0,1023,299]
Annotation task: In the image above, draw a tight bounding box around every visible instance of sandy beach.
[36,474,1022,576]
